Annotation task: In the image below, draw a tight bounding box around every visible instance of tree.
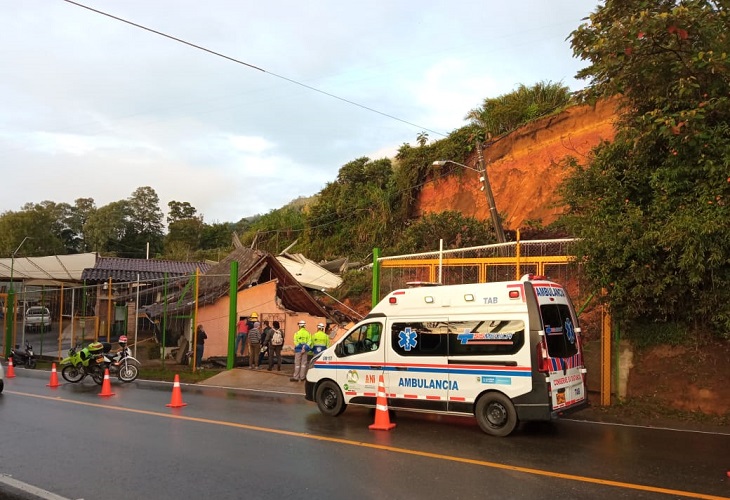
[84,201,130,254]
[395,211,494,254]
[124,187,164,258]
[167,201,199,225]
[563,1,730,335]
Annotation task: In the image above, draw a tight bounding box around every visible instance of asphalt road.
[1,369,729,500]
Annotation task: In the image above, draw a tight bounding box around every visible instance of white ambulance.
[305,275,588,436]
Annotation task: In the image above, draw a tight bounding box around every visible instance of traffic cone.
[98,368,115,397]
[6,357,16,378]
[369,374,396,431]
[166,374,187,408]
[47,363,61,388]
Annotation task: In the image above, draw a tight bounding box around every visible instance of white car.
[25,306,52,333]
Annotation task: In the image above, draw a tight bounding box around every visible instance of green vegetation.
[561,0,730,340]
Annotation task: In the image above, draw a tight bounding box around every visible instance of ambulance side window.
[391,322,447,356]
[341,323,382,357]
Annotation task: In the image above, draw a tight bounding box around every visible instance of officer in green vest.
[291,320,312,382]
[312,323,329,355]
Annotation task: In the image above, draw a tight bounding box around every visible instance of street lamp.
[433,142,506,243]
[5,236,30,358]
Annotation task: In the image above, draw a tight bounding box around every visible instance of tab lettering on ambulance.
[398,378,459,390]
[534,286,566,297]
[482,296,498,304]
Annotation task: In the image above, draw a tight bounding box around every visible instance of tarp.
[0,253,97,282]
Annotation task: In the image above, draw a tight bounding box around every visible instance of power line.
[62,0,447,138]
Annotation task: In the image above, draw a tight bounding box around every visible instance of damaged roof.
[143,247,329,320]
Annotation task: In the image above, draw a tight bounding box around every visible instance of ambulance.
[305,275,588,436]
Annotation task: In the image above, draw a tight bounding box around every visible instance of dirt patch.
[627,342,730,416]
[416,99,618,229]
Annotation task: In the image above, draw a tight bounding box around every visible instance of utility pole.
[476,141,506,243]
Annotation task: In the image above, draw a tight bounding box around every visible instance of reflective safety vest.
[312,330,329,348]
[293,328,312,353]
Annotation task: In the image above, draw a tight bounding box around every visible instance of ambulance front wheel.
[315,380,346,417]
[475,392,518,437]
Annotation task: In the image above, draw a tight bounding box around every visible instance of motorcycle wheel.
[27,359,37,369]
[61,364,84,383]
[118,363,139,383]
[90,366,105,385]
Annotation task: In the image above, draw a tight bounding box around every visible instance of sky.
[1,0,598,225]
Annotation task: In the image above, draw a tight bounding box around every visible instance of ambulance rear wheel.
[475,392,517,437]
[316,380,346,417]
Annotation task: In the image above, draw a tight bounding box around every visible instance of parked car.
[25,306,52,333]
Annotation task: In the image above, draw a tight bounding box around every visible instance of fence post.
[600,291,612,406]
[227,260,238,370]
[372,248,380,308]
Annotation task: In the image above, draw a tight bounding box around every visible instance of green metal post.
[162,273,168,368]
[4,289,14,359]
[227,260,238,370]
[371,247,380,309]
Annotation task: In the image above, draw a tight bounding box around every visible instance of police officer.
[312,323,329,355]
[291,320,311,382]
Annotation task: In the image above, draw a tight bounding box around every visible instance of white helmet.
[298,320,306,326]
[317,323,325,330]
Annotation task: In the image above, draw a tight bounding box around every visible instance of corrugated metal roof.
[276,254,342,290]
[80,256,212,283]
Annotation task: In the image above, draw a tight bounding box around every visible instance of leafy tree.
[563,1,730,335]
[395,211,494,254]
[167,201,199,225]
[0,208,66,257]
[84,201,130,255]
[123,187,165,257]
[66,198,96,253]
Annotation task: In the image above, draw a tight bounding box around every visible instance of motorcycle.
[100,342,140,383]
[60,342,107,385]
[11,342,37,369]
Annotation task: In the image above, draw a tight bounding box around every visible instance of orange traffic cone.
[47,363,61,388]
[166,374,187,408]
[369,374,396,431]
[6,357,16,378]
[98,368,115,397]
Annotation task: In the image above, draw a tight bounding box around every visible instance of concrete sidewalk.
[201,362,305,394]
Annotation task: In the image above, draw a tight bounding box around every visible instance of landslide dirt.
[416,98,618,229]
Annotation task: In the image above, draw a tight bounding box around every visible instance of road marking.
[0,473,77,500]
[8,391,729,500]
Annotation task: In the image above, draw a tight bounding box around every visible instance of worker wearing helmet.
[312,323,329,355]
[291,320,311,382]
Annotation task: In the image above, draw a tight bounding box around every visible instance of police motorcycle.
[11,342,37,369]
[101,335,140,383]
[60,341,107,385]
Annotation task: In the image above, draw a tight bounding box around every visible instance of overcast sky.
[1,1,597,224]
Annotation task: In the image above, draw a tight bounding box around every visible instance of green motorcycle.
[60,342,106,385]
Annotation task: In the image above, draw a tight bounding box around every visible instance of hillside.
[416,99,618,229]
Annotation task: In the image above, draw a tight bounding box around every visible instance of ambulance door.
[386,318,449,413]
[335,321,385,406]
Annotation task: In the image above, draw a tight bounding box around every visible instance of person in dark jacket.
[195,324,208,370]
[247,322,262,369]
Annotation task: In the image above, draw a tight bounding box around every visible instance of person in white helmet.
[290,320,311,381]
[312,323,329,355]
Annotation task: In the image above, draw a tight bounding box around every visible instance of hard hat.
[317,323,325,329]
[298,320,306,326]
[118,335,128,344]
[250,312,258,319]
